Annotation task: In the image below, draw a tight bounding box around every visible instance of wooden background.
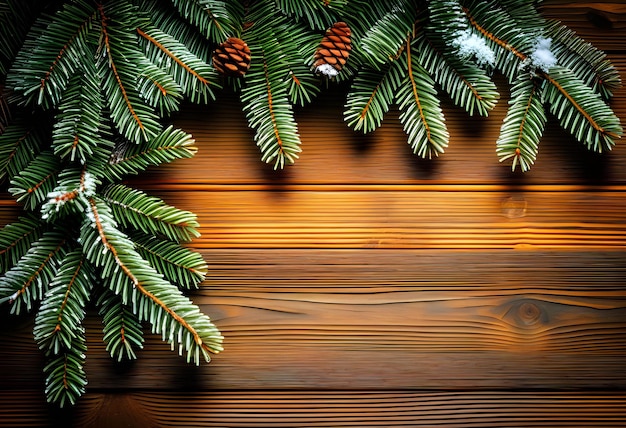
[1,2,625,426]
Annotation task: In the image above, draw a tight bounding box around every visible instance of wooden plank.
[541,1,626,50]
[144,55,626,187]
[2,390,625,427]
[158,188,626,249]
[2,250,624,390]
[0,390,151,428]
[94,391,626,428]
[5,188,626,250]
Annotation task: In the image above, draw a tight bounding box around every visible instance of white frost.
[85,207,96,224]
[315,63,339,77]
[528,37,557,72]
[452,30,495,68]
[82,171,97,197]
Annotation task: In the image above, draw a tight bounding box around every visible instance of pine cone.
[212,37,251,78]
[313,22,352,77]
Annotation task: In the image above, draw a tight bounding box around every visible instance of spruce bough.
[0,0,622,407]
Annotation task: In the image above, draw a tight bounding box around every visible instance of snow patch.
[529,37,557,72]
[315,63,339,77]
[452,30,495,68]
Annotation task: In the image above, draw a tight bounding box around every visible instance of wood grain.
[157,188,626,249]
[541,1,626,50]
[133,55,626,187]
[4,188,626,250]
[2,250,624,391]
[1,390,625,428]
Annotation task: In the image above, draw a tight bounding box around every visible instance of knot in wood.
[501,195,527,219]
[586,9,614,29]
[518,302,541,326]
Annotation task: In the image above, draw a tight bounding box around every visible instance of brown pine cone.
[313,22,352,77]
[212,37,251,78]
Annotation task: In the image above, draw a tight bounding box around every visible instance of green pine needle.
[0,117,46,182]
[43,340,88,407]
[0,229,68,314]
[34,250,94,356]
[9,151,60,211]
[0,213,44,273]
[104,125,198,181]
[101,183,201,242]
[496,76,546,171]
[133,234,208,289]
[395,46,449,158]
[98,289,145,362]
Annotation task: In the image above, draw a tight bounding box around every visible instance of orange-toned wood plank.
[0,390,150,428]
[2,390,625,427]
[2,250,624,390]
[145,56,626,186]
[541,2,626,50]
[3,187,626,254]
[160,189,626,249]
[4,188,626,250]
[104,391,626,427]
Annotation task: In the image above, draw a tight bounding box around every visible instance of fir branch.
[360,0,417,66]
[461,0,622,161]
[542,66,622,151]
[0,118,45,182]
[133,234,207,290]
[275,17,321,106]
[138,28,209,85]
[344,66,401,133]
[546,20,621,99]
[100,183,201,243]
[34,250,94,356]
[104,125,197,181]
[40,167,97,222]
[240,2,304,168]
[462,4,526,61]
[496,76,546,171]
[413,33,498,117]
[342,0,395,43]
[137,26,219,104]
[52,59,105,163]
[6,1,98,108]
[98,4,143,136]
[83,198,223,362]
[169,0,242,42]
[96,2,162,143]
[461,1,530,81]
[43,337,87,407]
[136,55,185,117]
[396,37,449,158]
[136,71,183,117]
[262,59,294,165]
[9,151,61,211]
[0,230,67,314]
[275,0,344,30]
[0,213,45,274]
[98,289,144,361]
[138,0,213,63]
